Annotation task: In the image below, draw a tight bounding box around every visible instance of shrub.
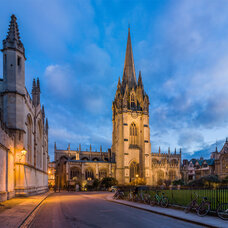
[187,175,220,187]
[100,177,118,189]
[172,179,184,186]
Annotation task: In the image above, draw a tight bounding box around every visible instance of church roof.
[122,28,137,89]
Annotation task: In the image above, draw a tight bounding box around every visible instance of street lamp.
[136,174,139,178]
[21,148,27,156]
[18,148,27,162]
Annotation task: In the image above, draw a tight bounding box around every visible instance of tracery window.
[130,122,137,145]
[37,120,42,168]
[130,161,139,182]
[85,169,94,180]
[26,115,32,163]
[70,167,81,179]
[99,169,107,179]
[169,170,176,181]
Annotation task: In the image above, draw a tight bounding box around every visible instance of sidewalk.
[0,191,50,228]
[106,195,228,228]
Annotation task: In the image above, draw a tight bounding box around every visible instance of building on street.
[55,29,181,187]
[0,15,49,201]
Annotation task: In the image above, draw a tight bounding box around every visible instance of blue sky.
[1,0,228,160]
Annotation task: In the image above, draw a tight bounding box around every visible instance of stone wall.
[0,121,15,202]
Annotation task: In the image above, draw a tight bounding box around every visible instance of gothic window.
[37,120,42,168]
[152,159,158,166]
[157,170,164,184]
[169,170,176,181]
[130,161,139,182]
[131,93,135,108]
[85,168,94,180]
[99,169,107,179]
[130,123,137,145]
[170,159,178,166]
[70,167,81,179]
[26,114,32,163]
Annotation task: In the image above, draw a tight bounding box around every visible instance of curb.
[106,198,217,228]
[18,192,52,228]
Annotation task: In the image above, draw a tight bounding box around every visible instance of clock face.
[131,111,137,119]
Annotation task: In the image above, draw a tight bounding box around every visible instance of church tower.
[112,29,151,184]
[1,14,26,130]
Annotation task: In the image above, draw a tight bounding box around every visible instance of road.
[30,192,203,228]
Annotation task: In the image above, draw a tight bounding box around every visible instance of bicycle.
[217,202,228,220]
[150,191,169,208]
[184,193,210,217]
[113,189,124,200]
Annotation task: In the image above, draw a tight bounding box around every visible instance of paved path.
[0,192,49,228]
[30,192,203,228]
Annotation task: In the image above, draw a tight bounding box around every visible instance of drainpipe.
[6,149,8,199]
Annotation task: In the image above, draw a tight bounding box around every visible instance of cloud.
[44,64,75,98]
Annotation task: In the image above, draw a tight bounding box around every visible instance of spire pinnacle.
[37,78,40,92]
[3,14,25,55]
[138,70,143,87]
[122,28,136,89]
[117,77,121,89]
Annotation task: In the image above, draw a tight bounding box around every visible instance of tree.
[172,179,184,186]
[100,177,118,189]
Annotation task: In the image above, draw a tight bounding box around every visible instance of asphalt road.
[30,192,203,228]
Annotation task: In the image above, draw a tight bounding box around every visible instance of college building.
[0,15,49,201]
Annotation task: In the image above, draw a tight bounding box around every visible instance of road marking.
[18,193,51,228]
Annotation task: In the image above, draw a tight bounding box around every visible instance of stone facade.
[48,161,56,188]
[0,122,14,201]
[54,29,181,187]
[211,139,228,179]
[112,29,181,185]
[0,15,49,199]
[182,158,215,182]
[55,144,115,188]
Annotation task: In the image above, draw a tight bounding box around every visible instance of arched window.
[157,170,164,184]
[152,159,158,165]
[85,168,94,180]
[130,161,139,182]
[26,115,32,163]
[170,159,178,166]
[99,169,107,179]
[37,120,42,168]
[131,93,135,108]
[130,123,137,145]
[169,170,176,181]
[70,167,81,179]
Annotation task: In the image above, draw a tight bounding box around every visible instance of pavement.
[0,191,50,228]
[106,195,228,228]
[0,191,227,228]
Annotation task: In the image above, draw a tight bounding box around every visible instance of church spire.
[3,14,25,56]
[122,27,136,90]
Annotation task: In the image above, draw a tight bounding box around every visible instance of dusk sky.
[1,0,228,160]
